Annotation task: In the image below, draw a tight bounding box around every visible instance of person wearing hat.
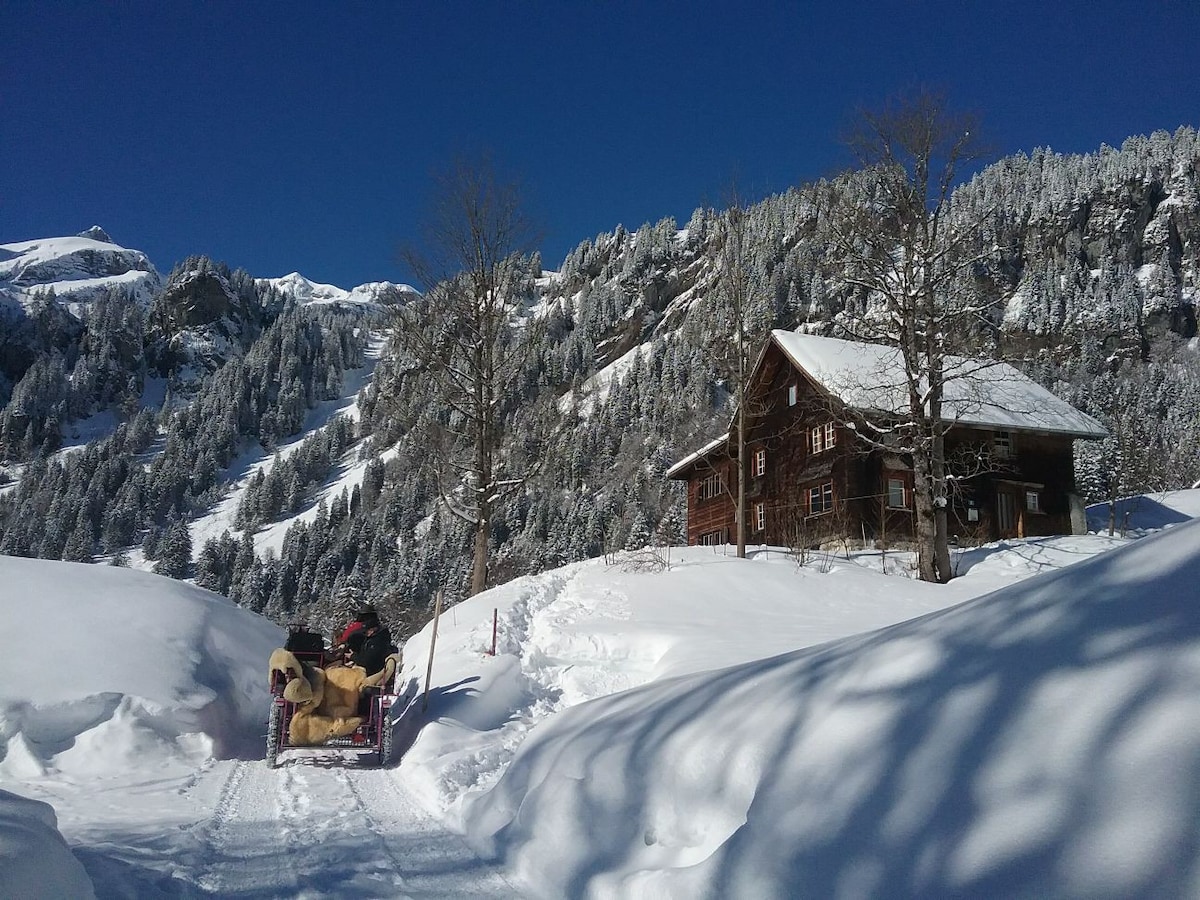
[350,607,394,678]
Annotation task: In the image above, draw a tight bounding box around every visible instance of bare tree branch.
[396,157,543,595]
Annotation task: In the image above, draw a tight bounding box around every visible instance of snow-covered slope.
[184,334,389,563]
[392,493,1200,899]
[261,271,418,308]
[0,492,1195,897]
[457,518,1199,897]
[0,228,161,313]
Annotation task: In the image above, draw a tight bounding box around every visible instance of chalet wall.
[944,428,1079,539]
[684,457,737,545]
[749,343,857,548]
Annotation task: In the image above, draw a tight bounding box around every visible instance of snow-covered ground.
[1,490,1198,897]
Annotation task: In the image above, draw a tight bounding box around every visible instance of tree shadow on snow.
[482,522,1200,899]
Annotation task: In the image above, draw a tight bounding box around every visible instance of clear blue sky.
[4,1,1198,289]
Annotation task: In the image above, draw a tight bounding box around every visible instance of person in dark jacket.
[350,608,395,677]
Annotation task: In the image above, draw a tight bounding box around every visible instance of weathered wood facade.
[668,333,1105,549]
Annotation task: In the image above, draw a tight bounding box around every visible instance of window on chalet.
[698,473,722,501]
[699,529,725,546]
[754,502,765,531]
[787,383,798,406]
[887,477,908,509]
[808,481,834,515]
[810,421,836,454]
[753,448,767,477]
[1026,490,1041,513]
[994,430,1014,459]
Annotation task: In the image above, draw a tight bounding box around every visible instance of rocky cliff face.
[0,229,161,404]
[145,260,269,388]
[963,133,1200,349]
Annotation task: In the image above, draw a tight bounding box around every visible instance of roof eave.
[666,432,732,479]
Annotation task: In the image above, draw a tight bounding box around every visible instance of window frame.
[994,430,1014,459]
[698,472,722,501]
[754,501,765,531]
[810,420,837,454]
[787,383,798,406]
[753,448,767,477]
[887,477,908,509]
[808,481,834,516]
[1026,489,1041,513]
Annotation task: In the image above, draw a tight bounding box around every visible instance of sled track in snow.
[339,766,523,898]
[336,768,413,879]
[197,760,308,896]
[190,747,518,896]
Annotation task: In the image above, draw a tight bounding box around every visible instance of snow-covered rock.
[0,231,161,312]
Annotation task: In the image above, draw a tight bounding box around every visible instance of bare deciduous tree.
[821,90,996,582]
[399,159,541,596]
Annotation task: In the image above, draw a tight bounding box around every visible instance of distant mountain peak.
[78,225,114,243]
[259,272,419,306]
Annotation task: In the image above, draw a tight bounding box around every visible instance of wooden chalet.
[667,331,1107,549]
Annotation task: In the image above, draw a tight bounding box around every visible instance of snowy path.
[62,755,521,898]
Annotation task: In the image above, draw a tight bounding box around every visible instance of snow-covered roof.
[665,432,730,478]
[770,330,1108,438]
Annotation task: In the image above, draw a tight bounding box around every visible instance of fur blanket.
[267,648,400,746]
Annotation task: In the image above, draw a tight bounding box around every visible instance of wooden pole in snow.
[489,608,498,656]
[422,589,444,712]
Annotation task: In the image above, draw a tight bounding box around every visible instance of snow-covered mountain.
[261,271,419,308]
[0,227,161,314]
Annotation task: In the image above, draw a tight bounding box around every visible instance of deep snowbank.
[0,492,1192,897]
[461,517,1200,898]
[0,557,282,776]
[0,557,283,896]
[0,789,95,899]
[394,548,961,819]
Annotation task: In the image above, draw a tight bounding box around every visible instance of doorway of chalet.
[995,487,1022,538]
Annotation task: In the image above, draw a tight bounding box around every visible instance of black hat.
[356,604,379,625]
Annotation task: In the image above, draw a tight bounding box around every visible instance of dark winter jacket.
[353,625,394,677]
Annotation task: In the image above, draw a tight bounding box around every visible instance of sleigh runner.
[266,645,403,767]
